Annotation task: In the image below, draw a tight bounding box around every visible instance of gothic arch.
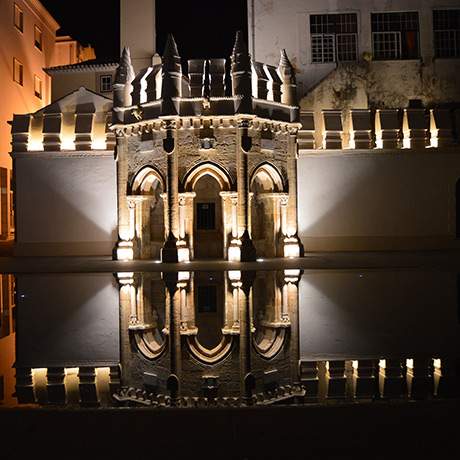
[253,328,286,359]
[183,162,233,192]
[186,335,233,364]
[250,162,285,193]
[130,166,165,195]
[133,329,167,360]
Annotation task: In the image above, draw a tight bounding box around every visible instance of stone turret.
[113,47,135,109]
[161,34,182,115]
[278,49,297,106]
[231,31,252,113]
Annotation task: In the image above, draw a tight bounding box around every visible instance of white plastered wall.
[14,154,118,256]
[297,151,460,251]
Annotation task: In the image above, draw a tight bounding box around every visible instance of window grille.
[433,10,460,58]
[310,13,358,63]
[371,12,419,60]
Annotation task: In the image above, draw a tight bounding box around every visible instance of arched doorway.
[250,164,285,257]
[184,163,231,259]
[131,167,165,259]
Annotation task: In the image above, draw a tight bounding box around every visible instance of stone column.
[350,109,374,149]
[285,131,303,256]
[164,273,181,404]
[116,133,134,260]
[42,112,62,151]
[162,124,180,262]
[284,273,300,385]
[430,109,454,148]
[239,271,255,404]
[355,359,380,399]
[237,119,256,261]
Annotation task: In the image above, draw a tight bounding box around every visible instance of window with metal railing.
[433,9,460,58]
[310,13,358,63]
[371,12,420,60]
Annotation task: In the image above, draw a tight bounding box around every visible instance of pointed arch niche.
[130,166,165,259]
[183,162,233,260]
[250,163,287,257]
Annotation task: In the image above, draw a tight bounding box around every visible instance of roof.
[45,60,118,75]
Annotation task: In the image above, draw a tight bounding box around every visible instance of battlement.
[112,32,299,125]
[298,107,460,152]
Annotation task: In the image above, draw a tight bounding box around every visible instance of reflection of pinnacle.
[163,34,180,59]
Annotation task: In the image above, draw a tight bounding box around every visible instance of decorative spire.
[279,49,293,71]
[161,34,182,115]
[278,49,297,106]
[113,47,136,112]
[115,47,135,85]
[231,31,252,112]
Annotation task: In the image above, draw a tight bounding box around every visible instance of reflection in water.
[2,269,460,407]
[0,275,16,407]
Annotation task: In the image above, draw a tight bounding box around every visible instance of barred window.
[371,12,420,60]
[310,13,358,63]
[433,10,460,58]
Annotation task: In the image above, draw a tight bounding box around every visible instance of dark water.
[1,266,460,408]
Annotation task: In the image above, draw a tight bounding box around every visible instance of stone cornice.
[11,150,115,159]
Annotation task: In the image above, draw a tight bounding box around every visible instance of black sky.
[40,0,247,63]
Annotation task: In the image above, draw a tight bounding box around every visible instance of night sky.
[40,0,248,63]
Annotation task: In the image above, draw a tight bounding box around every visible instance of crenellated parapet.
[298,107,459,152]
[10,87,114,155]
[111,32,300,126]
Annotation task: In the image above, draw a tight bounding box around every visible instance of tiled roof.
[45,60,118,74]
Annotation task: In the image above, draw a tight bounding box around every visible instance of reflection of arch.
[183,162,232,192]
[131,166,165,194]
[132,330,167,360]
[187,335,233,364]
[253,328,286,359]
[250,162,285,193]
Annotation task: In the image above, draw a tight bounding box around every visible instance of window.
[14,3,23,32]
[34,75,42,99]
[197,285,217,313]
[433,10,460,58]
[100,74,113,92]
[310,13,358,63]
[34,25,42,50]
[371,12,420,60]
[13,58,23,85]
[196,202,215,230]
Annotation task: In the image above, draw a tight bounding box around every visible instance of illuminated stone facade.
[113,34,302,264]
